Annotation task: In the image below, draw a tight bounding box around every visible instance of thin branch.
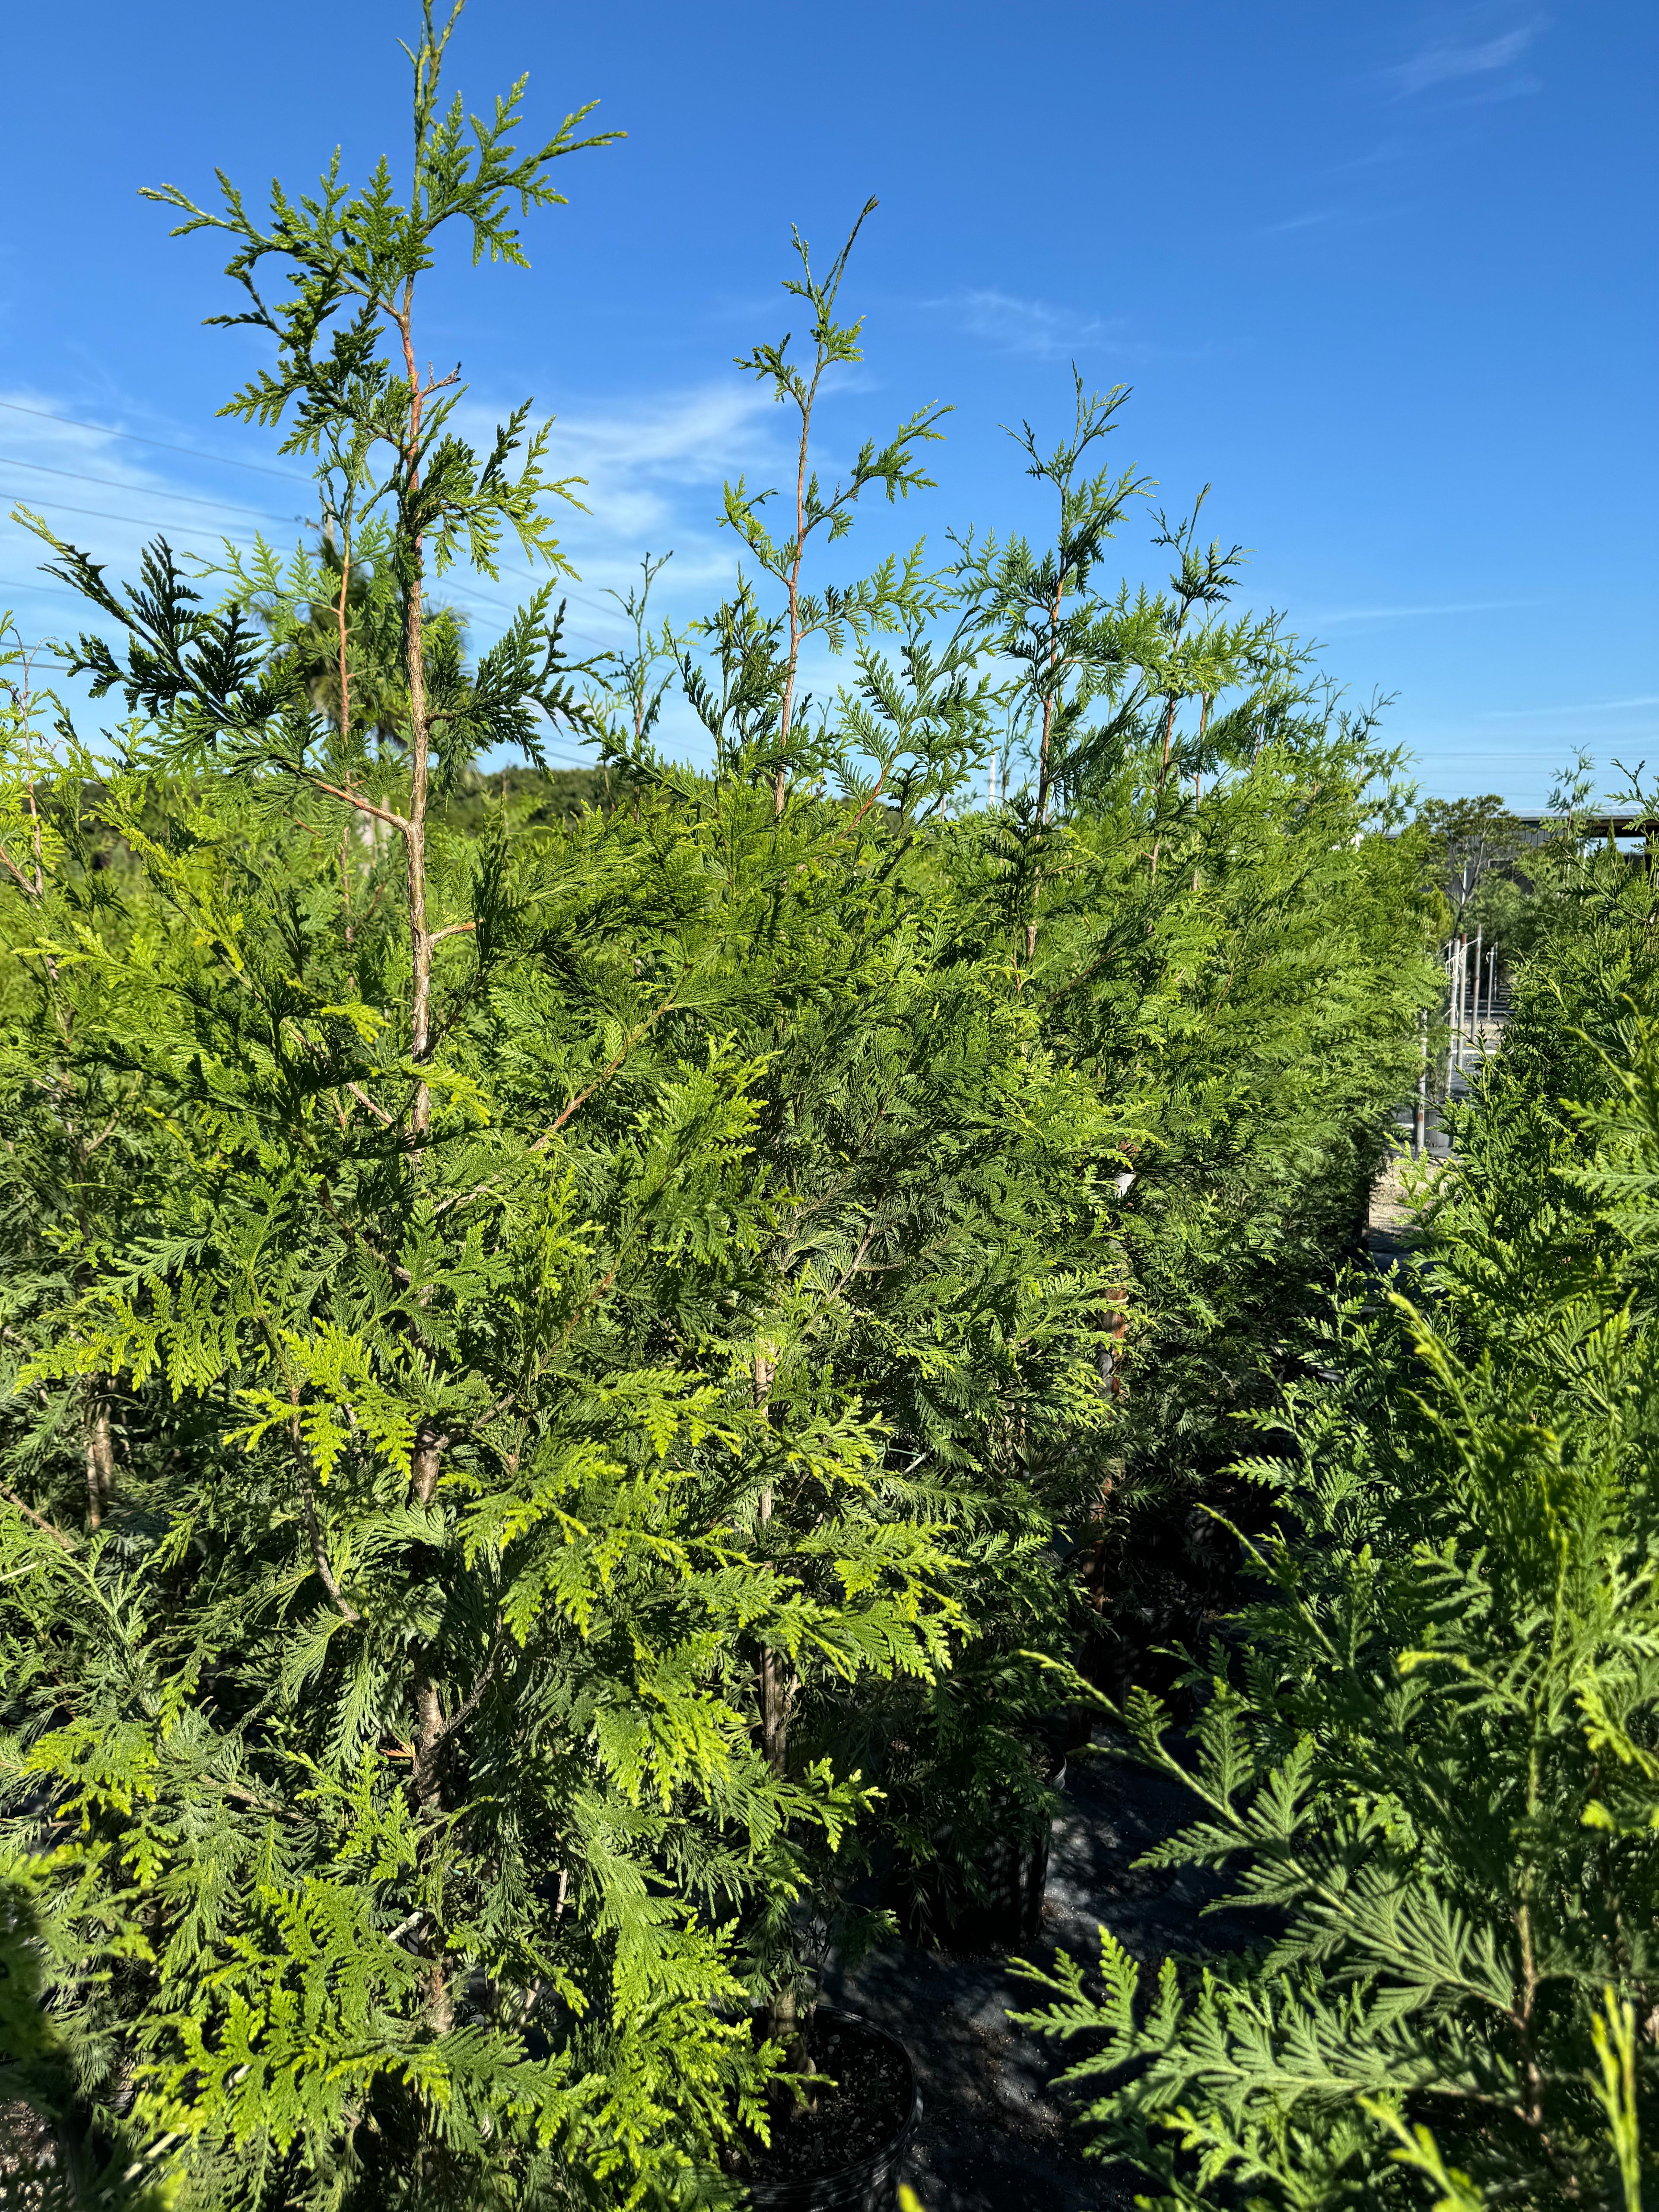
[80,1112,122,1157]
[431,996,678,1220]
[0,842,39,897]
[0,1482,77,1553]
[203,1774,302,1821]
[425,1623,508,1760]
[305,775,410,833]
[317,1185,415,1289]
[531,999,676,1151]
[827,1219,880,1303]
[289,1396,361,1625]
[346,1081,395,1127]
[827,767,888,849]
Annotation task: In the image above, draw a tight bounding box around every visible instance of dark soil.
[731,2013,912,2186]
[823,1729,1270,2211]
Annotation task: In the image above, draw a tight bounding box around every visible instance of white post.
[1471,924,1483,1051]
[1413,1007,1428,1158]
[1451,935,1465,1076]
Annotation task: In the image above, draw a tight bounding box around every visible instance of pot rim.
[744,2005,920,2206]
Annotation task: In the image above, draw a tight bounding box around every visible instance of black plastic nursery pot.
[903,1753,1066,1954]
[741,2009,920,2212]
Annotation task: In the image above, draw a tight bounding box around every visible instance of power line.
[0,399,308,484]
[0,414,666,639]
[0,455,302,524]
[3,655,604,760]
[0,490,270,543]
[6,498,639,651]
[495,556,645,632]
[432,570,625,657]
[5,531,630,672]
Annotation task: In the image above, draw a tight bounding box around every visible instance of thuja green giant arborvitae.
[588,222,1118,2056]
[1016,817,1659,2207]
[938,388,1436,1684]
[0,7,1116,2200]
[0,5,1451,2201]
[0,10,974,2200]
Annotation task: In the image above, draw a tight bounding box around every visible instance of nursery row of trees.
[1020,803,1659,2208]
[0,5,1492,2206]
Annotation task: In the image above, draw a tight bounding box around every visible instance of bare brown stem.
[1025,534,1068,964]
[1,1481,77,1552]
[775,393,814,818]
[309,777,410,833]
[394,304,435,1139]
[336,530,353,749]
[345,1081,395,1127]
[84,1388,113,1533]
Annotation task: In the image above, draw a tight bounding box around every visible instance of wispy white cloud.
[543,383,775,579]
[1310,597,1534,626]
[1330,140,1412,177]
[1252,203,1409,240]
[1386,14,1543,101]
[924,288,1127,362]
[0,388,315,676]
[0,372,918,771]
[1259,210,1346,237]
[1483,694,1659,719]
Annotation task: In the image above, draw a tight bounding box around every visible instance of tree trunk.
[84,1386,113,1532]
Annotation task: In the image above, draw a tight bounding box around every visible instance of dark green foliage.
[0,7,1443,2204]
[1015,824,1659,2207]
[944,391,1437,1684]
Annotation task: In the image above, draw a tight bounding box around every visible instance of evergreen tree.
[0,7,1460,2202]
[0,10,821,2201]
[945,394,1438,1688]
[1015,812,1659,2208]
[586,213,1116,2064]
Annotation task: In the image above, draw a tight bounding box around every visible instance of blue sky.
[0,1,1652,805]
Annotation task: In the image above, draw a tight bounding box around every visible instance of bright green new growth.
[0,4,1445,2205]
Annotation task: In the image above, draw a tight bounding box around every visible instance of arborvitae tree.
[0,16,1109,2202]
[941,391,1438,1688]
[1015,814,1659,2208]
[588,214,1116,2070]
[0,8,1455,2202]
[0,10,862,2201]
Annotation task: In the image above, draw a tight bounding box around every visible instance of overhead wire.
[0,455,303,524]
[0,399,309,483]
[0,407,672,647]
[0,439,667,638]
[3,655,601,766]
[3,556,626,659]
[0,492,270,543]
[0,474,641,652]
[1,470,636,685]
[496,555,646,632]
